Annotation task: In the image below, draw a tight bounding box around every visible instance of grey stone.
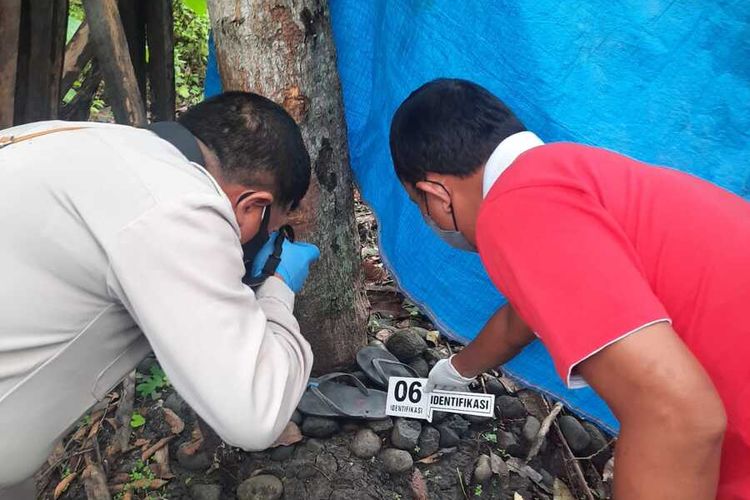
[437,425,460,448]
[290,410,303,426]
[341,420,360,433]
[295,464,317,479]
[559,415,591,453]
[189,483,221,500]
[366,417,394,433]
[442,414,470,437]
[270,445,295,461]
[466,414,492,425]
[176,443,210,471]
[423,347,449,366]
[391,418,422,450]
[316,451,338,475]
[582,421,611,469]
[522,416,541,443]
[351,428,382,458]
[407,357,430,378]
[306,481,333,500]
[164,392,188,415]
[380,448,413,474]
[484,377,507,396]
[431,410,449,423]
[473,454,493,483]
[495,395,527,420]
[497,430,523,457]
[385,329,428,361]
[302,416,340,438]
[416,426,440,458]
[237,475,283,500]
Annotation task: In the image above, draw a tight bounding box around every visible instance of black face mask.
[242,206,295,287]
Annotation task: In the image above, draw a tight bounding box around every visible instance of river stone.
[473,454,493,483]
[582,421,611,468]
[381,448,413,474]
[522,415,541,443]
[417,426,441,458]
[290,410,303,425]
[176,443,210,471]
[407,357,430,377]
[385,329,428,361]
[190,484,221,500]
[423,347,449,365]
[270,444,295,461]
[391,418,422,450]
[237,475,283,500]
[484,377,507,396]
[164,391,188,415]
[496,395,527,420]
[559,416,591,453]
[497,430,523,457]
[302,416,340,438]
[366,417,394,433]
[437,425,460,448]
[351,429,382,459]
[441,414,470,437]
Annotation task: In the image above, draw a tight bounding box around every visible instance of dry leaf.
[104,417,119,431]
[552,479,575,500]
[53,472,77,499]
[514,493,525,500]
[112,473,130,483]
[86,420,101,439]
[602,457,615,482]
[416,447,456,464]
[150,446,174,479]
[425,330,440,345]
[271,421,303,448]
[410,469,429,500]
[141,436,174,461]
[122,491,133,500]
[180,424,204,455]
[133,438,150,448]
[70,423,88,443]
[47,440,66,466]
[489,451,508,477]
[375,329,393,342]
[163,407,185,434]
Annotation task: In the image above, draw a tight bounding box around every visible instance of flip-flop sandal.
[297,372,387,419]
[356,346,419,388]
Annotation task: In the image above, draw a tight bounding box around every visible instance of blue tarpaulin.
[206,0,750,433]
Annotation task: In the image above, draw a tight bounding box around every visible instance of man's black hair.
[389,79,525,184]
[178,91,310,209]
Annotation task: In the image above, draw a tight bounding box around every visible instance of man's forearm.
[452,304,534,377]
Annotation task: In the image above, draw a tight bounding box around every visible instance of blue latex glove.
[251,232,320,293]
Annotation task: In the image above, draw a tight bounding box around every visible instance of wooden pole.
[83,0,147,126]
[0,0,22,128]
[118,0,147,102]
[61,22,93,96]
[145,0,175,121]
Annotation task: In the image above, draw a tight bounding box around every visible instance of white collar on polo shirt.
[482,131,544,198]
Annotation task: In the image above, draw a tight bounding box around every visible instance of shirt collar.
[482,131,544,197]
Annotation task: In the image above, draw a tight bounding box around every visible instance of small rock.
[473,454,493,483]
[484,377,507,396]
[417,426,440,458]
[466,414,492,425]
[559,415,591,453]
[237,474,284,500]
[190,483,221,500]
[164,392,188,415]
[441,414,470,437]
[431,410,449,424]
[437,425,460,448]
[316,451,338,475]
[270,445,295,461]
[290,410,303,425]
[366,417,394,433]
[497,430,523,457]
[391,418,422,450]
[423,347,449,366]
[522,416,541,443]
[407,357,430,377]
[295,438,325,461]
[386,329,428,361]
[351,429,381,459]
[582,421,611,469]
[381,448,414,474]
[296,464,317,479]
[176,443,211,471]
[302,416,340,438]
[341,421,360,433]
[496,395,527,420]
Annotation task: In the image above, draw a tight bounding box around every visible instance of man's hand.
[577,321,725,500]
[425,356,476,393]
[252,232,320,293]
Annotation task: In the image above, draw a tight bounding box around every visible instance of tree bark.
[0,0,22,128]
[207,0,368,373]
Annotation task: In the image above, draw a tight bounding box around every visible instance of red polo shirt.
[477,142,750,499]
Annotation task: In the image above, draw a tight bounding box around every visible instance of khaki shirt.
[0,121,313,485]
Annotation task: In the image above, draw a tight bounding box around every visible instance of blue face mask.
[420,181,477,252]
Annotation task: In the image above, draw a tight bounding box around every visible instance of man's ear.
[416,179,453,213]
[236,190,273,215]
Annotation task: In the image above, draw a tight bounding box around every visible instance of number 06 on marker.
[385,377,495,422]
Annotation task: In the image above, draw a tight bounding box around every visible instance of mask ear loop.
[421,180,460,231]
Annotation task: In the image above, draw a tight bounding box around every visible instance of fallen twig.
[113,371,136,454]
[456,467,469,500]
[525,401,564,462]
[82,463,111,500]
[554,421,596,500]
[141,436,175,462]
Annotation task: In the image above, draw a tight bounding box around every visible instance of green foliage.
[136,364,170,399]
[129,459,155,482]
[130,412,146,428]
[482,432,497,444]
[474,485,483,496]
[174,0,210,107]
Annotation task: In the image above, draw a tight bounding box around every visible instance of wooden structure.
[0,0,175,129]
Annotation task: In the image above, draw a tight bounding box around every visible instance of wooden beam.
[145,0,175,121]
[0,0,22,128]
[118,0,147,102]
[60,63,102,122]
[21,0,68,122]
[83,0,147,126]
[61,22,93,96]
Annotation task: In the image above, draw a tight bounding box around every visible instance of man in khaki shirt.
[0,92,319,497]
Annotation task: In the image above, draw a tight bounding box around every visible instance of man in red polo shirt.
[389,78,749,499]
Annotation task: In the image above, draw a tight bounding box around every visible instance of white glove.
[425,355,476,393]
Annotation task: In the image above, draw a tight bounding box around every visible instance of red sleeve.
[477,185,670,388]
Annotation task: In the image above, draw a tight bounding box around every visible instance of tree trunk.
[207,0,368,373]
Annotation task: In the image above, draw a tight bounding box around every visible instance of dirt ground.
[36,199,615,500]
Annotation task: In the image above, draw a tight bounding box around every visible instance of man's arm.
[577,321,726,500]
[452,303,535,377]
[106,194,313,451]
